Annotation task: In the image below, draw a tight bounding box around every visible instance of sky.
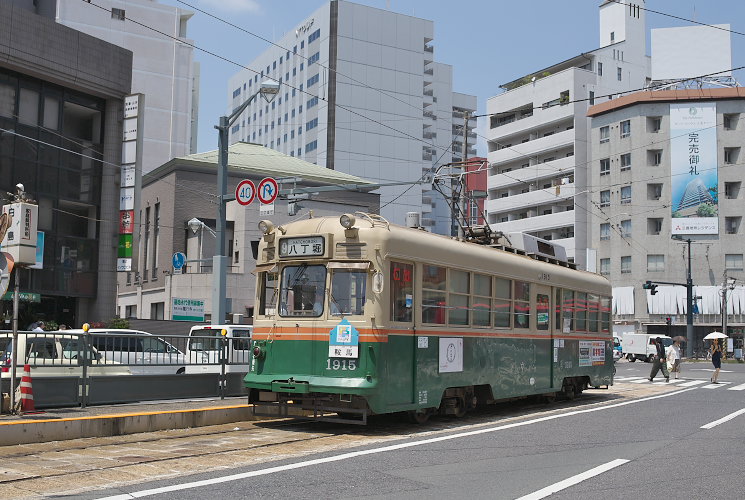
[158,0,745,155]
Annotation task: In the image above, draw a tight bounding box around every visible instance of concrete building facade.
[0,1,132,326]
[588,88,745,350]
[226,0,476,233]
[116,143,379,323]
[485,1,650,268]
[47,0,199,174]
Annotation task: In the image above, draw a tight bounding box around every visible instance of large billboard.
[651,25,732,81]
[670,103,718,236]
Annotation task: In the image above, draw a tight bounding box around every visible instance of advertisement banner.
[119,210,135,234]
[670,103,718,235]
[172,298,205,321]
[117,234,133,258]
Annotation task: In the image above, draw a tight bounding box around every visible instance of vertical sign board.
[118,94,144,272]
[172,298,205,321]
[1,202,38,265]
[670,103,718,236]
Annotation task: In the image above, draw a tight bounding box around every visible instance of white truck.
[622,333,672,362]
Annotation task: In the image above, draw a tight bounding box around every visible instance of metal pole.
[685,239,694,358]
[212,115,229,326]
[722,270,728,341]
[9,267,19,413]
[460,111,469,238]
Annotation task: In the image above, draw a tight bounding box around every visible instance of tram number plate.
[279,236,324,257]
[328,345,358,358]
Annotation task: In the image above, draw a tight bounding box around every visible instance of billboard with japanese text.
[670,103,718,236]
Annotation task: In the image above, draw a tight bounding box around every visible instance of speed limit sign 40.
[235,179,256,206]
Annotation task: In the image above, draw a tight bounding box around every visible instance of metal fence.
[0,331,251,409]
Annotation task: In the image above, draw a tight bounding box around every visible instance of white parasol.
[703,331,728,340]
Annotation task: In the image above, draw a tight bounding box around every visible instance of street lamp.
[187,217,216,237]
[212,79,279,325]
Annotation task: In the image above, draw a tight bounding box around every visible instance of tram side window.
[575,292,588,332]
[390,261,413,322]
[258,271,278,316]
[473,273,492,327]
[448,269,470,326]
[587,293,599,332]
[279,264,326,317]
[537,294,549,330]
[330,269,366,316]
[555,288,562,331]
[600,296,611,333]
[422,265,446,324]
[494,277,512,327]
[514,281,530,329]
[562,289,574,333]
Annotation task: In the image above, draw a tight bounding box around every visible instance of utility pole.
[458,111,470,239]
[685,238,694,358]
[722,269,728,343]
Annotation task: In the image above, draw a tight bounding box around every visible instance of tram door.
[387,261,415,405]
[535,285,553,389]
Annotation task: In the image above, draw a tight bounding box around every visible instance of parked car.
[185,325,252,374]
[73,329,186,375]
[621,333,672,362]
[0,331,131,377]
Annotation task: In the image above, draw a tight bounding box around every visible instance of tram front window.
[330,270,366,316]
[279,264,326,317]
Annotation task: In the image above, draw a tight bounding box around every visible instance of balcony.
[487,183,576,213]
[489,128,575,164]
[487,102,574,142]
[488,156,574,190]
[489,210,576,235]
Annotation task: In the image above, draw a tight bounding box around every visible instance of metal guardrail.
[0,331,251,410]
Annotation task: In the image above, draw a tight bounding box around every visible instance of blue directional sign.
[172,252,186,270]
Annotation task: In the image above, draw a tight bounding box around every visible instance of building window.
[600,126,609,143]
[647,218,662,235]
[725,254,744,270]
[620,219,631,237]
[647,183,662,200]
[308,28,321,44]
[617,67,622,81]
[600,223,610,240]
[305,140,317,152]
[648,116,661,132]
[600,158,610,175]
[620,153,631,171]
[726,217,741,234]
[307,97,318,108]
[307,74,319,87]
[111,7,125,20]
[600,190,610,207]
[306,117,318,131]
[724,147,740,164]
[620,120,630,138]
[647,255,665,272]
[150,302,165,320]
[598,62,603,76]
[589,91,595,105]
[153,203,160,278]
[649,150,662,166]
[308,52,320,65]
[620,185,631,204]
[725,181,741,199]
[600,258,610,275]
[620,256,631,274]
[723,113,739,130]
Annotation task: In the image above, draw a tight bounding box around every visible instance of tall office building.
[227,0,476,231]
[48,0,199,174]
[485,1,649,267]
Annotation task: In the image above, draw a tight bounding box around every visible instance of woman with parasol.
[667,336,685,379]
[704,331,727,383]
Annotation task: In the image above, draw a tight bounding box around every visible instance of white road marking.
[677,380,706,387]
[701,408,745,429]
[701,382,731,389]
[689,368,734,373]
[515,459,630,500]
[97,387,699,500]
[631,378,652,384]
[728,383,745,391]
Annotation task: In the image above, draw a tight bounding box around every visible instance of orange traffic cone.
[19,364,37,414]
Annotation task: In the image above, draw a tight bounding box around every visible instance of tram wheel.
[452,399,467,418]
[563,384,576,400]
[407,410,431,424]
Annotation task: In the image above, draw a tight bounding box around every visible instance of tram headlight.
[252,345,266,359]
[258,220,274,235]
[339,213,356,229]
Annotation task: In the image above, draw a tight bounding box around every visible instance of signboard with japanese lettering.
[172,297,205,321]
[119,210,135,234]
[1,202,38,265]
[120,165,136,187]
[279,236,325,258]
[670,103,718,236]
[118,234,133,258]
[119,93,144,272]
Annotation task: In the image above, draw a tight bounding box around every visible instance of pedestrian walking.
[666,338,682,379]
[31,321,45,332]
[649,337,669,382]
[710,338,723,383]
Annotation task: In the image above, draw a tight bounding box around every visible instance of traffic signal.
[643,280,658,295]
[665,317,671,325]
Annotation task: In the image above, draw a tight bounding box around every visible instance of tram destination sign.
[279,236,324,257]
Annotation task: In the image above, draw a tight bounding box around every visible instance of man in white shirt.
[666,339,682,379]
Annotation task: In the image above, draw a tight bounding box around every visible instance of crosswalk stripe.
[678,380,706,387]
[701,382,731,389]
[728,383,745,391]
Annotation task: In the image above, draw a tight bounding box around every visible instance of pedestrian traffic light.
[665,317,671,325]
[643,280,658,295]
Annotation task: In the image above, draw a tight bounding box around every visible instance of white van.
[185,325,253,373]
[622,333,672,362]
[0,331,131,377]
[80,329,186,375]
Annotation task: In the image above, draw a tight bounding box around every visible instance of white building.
[227,0,476,232]
[485,1,649,268]
[51,0,199,173]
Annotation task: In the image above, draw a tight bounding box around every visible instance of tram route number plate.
[279,236,324,257]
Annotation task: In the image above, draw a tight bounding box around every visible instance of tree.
[697,203,717,217]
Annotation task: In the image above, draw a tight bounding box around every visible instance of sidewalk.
[0,397,259,446]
